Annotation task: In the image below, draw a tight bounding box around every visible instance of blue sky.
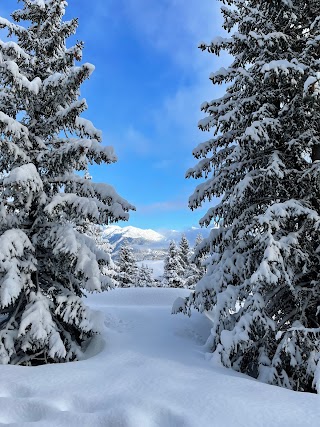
[0,0,227,231]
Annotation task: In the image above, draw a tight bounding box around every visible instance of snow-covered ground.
[0,288,319,426]
[137,259,164,278]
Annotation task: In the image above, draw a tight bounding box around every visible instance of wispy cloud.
[124,126,152,155]
[121,0,221,70]
[106,125,152,158]
[117,0,229,147]
[152,159,173,169]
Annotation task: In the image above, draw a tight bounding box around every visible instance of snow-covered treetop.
[0,0,135,231]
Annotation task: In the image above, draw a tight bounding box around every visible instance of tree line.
[99,233,206,289]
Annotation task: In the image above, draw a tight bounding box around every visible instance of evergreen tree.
[175,1,320,392]
[163,241,185,288]
[178,234,200,289]
[117,243,138,287]
[194,233,204,266]
[179,235,190,268]
[136,264,154,288]
[83,223,119,289]
[195,234,203,247]
[192,233,207,276]
[184,260,204,290]
[183,264,200,290]
[99,237,119,289]
[0,1,134,365]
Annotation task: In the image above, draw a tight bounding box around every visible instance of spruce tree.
[183,264,200,290]
[175,0,320,392]
[163,241,185,288]
[83,223,119,289]
[99,237,119,289]
[117,243,137,287]
[136,264,154,288]
[179,235,190,268]
[193,233,207,276]
[178,234,200,289]
[0,1,134,365]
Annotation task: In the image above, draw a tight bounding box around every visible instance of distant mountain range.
[101,225,211,261]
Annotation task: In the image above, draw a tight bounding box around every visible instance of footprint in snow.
[104,314,132,333]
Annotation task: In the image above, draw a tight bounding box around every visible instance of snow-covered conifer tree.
[0,1,134,364]
[178,235,200,289]
[179,235,190,268]
[194,233,205,265]
[195,234,203,247]
[163,241,185,288]
[99,238,119,289]
[136,264,154,288]
[117,243,137,287]
[183,265,199,290]
[174,0,320,392]
[83,223,119,289]
[192,233,207,276]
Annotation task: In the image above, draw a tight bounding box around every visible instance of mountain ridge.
[102,225,210,260]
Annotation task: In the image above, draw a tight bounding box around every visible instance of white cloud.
[122,0,222,71]
[117,0,230,148]
[103,125,153,159]
[153,54,229,147]
[153,159,173,169]
[124,126,152,155]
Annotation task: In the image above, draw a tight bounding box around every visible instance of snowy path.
[0,288,319,426]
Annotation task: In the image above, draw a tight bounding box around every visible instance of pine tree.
[99,237,119,289]
[193,233,207,275]
[183,264,200,290]
[184,257,204,290]
[174,1,320,392]
[179,235,190,268]
[117,243,138,287]
[136,264,154,288]
[178,234,201,289]
[0,1,134,365]
[83,223,119,289]
[163,241,185,288]
[194,233,204,266]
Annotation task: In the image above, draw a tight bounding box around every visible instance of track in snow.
[0,288,318,427]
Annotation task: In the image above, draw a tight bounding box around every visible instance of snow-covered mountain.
[102,225,210,260]
[102,226,164,249]
[160,227,209,245]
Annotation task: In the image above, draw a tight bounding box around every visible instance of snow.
[101,226,209,259]
[0,287,319,426]
[136,259,164,279]
[260,59,305,76]
[103,225,165,242]
[4,164,43,194]
[304,73,320,96]
[75,117,102,141]
[4,61,41,95]
[0,112,29,139]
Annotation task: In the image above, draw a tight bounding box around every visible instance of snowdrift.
[0,288,318,426]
